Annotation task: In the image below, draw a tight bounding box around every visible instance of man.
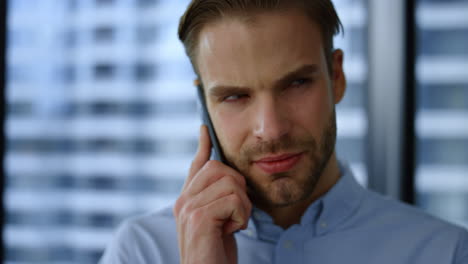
[100,0,468,263]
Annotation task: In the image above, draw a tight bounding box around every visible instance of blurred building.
[12,0,467,263]
[6,0,198,262]
[415,0,468,229]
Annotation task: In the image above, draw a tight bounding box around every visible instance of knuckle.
[173,197,184,217]
[226,172,245,188]
[179,201,194,220]
[238,174,247,187]
[188,208,205,227]
[223,175,237,187]
[174,195,196,222]
[204,160,221,171]
[231,175,247,192]
[227,193,242,207]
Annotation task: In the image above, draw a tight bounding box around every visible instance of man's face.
[196,10,346,208]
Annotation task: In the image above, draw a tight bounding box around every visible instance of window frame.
[366,0,416,203]
[1,0,8,263]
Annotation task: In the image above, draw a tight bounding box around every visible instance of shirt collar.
[240,160,365,240]
[315,161,365,235]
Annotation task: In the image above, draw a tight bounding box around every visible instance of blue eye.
[223,94,248,102]
[291,78,310,87]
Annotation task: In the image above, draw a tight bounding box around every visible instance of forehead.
[196,10,326,90]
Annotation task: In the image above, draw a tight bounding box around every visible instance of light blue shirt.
[99,162,468,263]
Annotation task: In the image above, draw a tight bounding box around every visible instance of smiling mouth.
[253,152,303,174]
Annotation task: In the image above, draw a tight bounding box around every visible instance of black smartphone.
[196,84,228,164]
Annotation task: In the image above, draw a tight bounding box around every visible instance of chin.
[267,179,307,207]
[247,167,318,208]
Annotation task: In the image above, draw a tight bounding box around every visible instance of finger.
[186,175,252,221]
[186,160,247,197]
[217,194,249,233]
[185,125,211,189]
[198,193,250,234]
[224,219,245,235]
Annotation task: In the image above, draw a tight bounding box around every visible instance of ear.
[331,49,346,104]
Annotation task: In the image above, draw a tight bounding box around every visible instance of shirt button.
[245,229,254,237]
[254,212,263,220]
[283,240,293,249]
[320,221,327,228]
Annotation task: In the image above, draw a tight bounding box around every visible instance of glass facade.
[4,0,368,263]
[415,0,468,228]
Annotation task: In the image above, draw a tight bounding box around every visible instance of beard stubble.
[224,110,337,208]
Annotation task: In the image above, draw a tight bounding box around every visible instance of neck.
[263,152,341,229]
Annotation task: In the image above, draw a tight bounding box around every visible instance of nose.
[253,96,291,141]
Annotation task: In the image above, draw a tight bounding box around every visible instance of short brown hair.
[178,0,343,76]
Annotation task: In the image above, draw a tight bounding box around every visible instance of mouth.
[253,152,303,174]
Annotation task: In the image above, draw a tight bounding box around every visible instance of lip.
[253,152,303,174]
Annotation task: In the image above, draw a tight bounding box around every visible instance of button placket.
[283,240,293,249]
[315,218,329,236]
[320,221,327,228]
[275,226,302,264]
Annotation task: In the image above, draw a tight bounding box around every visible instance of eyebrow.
[207,64,320,98]
[274,64,320,88]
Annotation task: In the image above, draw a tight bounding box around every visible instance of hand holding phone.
[174,125,251,264]
[173,82,252,264]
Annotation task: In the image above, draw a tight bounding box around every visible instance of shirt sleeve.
[454,228,468,264]
[99,221,136,264]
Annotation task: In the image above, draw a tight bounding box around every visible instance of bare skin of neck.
[261,152,341,229]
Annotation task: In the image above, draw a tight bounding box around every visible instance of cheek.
[212,109,247,154]
[290,85,333,132]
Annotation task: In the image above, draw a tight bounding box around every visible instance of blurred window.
[96,0,116,6]
[93,63,116,80]
[93,26,115,43]
[415,0,468,228]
